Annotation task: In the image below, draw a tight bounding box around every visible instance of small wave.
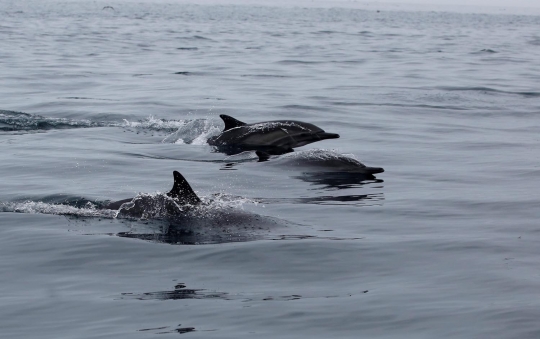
[178,35,212,41]
[277,104,327,112]
[240,74,290,78]
[177,47,198,50]
[328,102,468,110]
[472,49,497,54]
[277,60,324,65]
[331,59,366,64]
[435,86,540,98]
[313,30,339,34]
[358,31,374,36]
[58,97,118,101]
[193,35,211,40]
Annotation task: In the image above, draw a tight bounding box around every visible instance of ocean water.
[1,1,540,338]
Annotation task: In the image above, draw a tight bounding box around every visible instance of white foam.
[162,119,221,144]
[2,201,117,218]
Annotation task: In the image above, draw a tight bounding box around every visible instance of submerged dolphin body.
[256,150,384,175]
[100,171,288,244]
[207,115,340,155]
[254,149,384,190]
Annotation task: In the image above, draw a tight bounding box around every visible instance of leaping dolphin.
[207,114,340,155]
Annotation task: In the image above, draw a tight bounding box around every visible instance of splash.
[121,115,186,132]
[115,192,193,219]
[1,191,255,221]
[204,193,256,210]
[162,118,221,144]
[0,110,188,134]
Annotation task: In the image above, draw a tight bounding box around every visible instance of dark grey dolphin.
[207,114,340,155]
[253,149,384,190]
[103,171,200,216]
[100,171,289,244]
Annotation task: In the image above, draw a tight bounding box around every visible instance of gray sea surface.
[1,1,540,338]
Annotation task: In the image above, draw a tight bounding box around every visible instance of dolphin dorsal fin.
[167,171,201,205]
[220,114,247,131]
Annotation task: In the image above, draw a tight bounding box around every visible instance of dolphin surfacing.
[254,149,384,189]
[207,114,340,155]
[99,171,289,243]
[256,150,384,175]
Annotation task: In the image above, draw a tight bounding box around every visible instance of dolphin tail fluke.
[168,171,201,205]
[364,167,384,175]
[220,114,247,131]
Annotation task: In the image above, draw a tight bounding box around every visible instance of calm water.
[1,1,540,338]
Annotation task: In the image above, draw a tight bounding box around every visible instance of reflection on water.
[295,171,384,190]
[114,225,364,244]
[115,227,261,245]
[256,193,384,206]
[121,282,367,305]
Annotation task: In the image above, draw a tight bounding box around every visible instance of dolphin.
[100,171,290,243]
[207,114,340,155]
[256,150,384,175]
[253,149,384,190]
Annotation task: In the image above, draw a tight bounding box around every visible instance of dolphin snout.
[317,132,340,140]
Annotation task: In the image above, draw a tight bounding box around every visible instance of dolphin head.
[282,121,340,147]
